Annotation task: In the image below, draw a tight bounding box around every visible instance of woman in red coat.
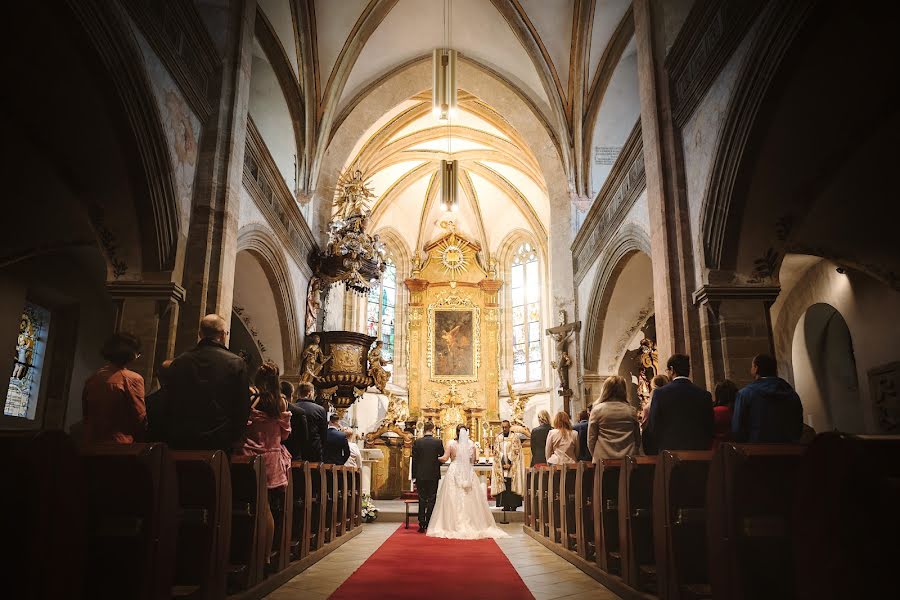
[712,380,738,451]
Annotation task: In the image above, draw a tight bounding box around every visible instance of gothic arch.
[66,0,181,274]
[583,225,652,372]
[236,225,301,374]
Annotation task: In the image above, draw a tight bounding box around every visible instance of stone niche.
[404,231,503,446]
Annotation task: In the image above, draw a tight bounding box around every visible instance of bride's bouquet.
[361,494,378,523]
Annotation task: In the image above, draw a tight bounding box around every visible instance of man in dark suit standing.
[529,410,552,466]
[284,382,327,460]
[412,421,444,532]
[163,315,250,452]
[644,354,713,453]
[573,409,591,461]
[323,413,350,465]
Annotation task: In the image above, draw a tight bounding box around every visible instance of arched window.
[510,243,542,384]
[366,260,396,370]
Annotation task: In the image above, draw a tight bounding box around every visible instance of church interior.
[2,0,899,599]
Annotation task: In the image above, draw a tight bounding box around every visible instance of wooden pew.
[548,466,562,544]
[348,467,360,530]
[228,455,268,592]
[354,467,363,528]
[307,462,326,551]
[793,433,900,600]
[323,464,338,544]
[537,466,551,537]
[559,463,578,551]
[170,450,232,600]
[268,467,293,572]
[81,442,178,600]
[0,430,86,600]
[289,461,312,560]
[335,466,347,537]
[524,468,533,529]
[707,444,805,600]
[653,451,713,600]
[575,461,595,561]
[594,458,623,575]
[619,455,658,594]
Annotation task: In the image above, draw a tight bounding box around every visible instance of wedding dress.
[426,429,508,540]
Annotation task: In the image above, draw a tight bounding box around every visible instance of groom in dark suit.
[412,421,444,533]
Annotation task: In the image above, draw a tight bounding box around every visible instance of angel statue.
[367,340,392,393]
[505,381,531,433]
[333,168,375,220]
[300,334,331,383]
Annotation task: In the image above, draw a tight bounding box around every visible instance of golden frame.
[427,293,480,382]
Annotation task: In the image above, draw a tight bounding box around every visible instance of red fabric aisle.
[329,525,533,599]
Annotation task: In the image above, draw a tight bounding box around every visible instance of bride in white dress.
[427,425,508,540]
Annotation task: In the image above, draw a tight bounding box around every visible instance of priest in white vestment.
[492,420,525,510]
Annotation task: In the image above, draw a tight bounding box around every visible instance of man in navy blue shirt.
[323,413,350,465]
[573,409,591,461]
[732,354,803,443]
[644,354,713,453]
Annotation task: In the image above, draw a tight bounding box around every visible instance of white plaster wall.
[249,44,296,191]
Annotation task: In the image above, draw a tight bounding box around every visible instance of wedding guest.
[323,413,350,465]
[573,409,591,461]
[588,376,641,461]
[644,354,713,453]
[82,332,146,444]
[732,354,803,443]
[712,380,738,450]
[344,428,363,469]
[284,382,325,460]
[641,373,670,454]
[234,361,292,567]
[545,411,578,465]
[530,409,552,466]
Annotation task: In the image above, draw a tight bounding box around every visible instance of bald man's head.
[199,314,228,344]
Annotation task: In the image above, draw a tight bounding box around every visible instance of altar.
[438,462,496,499]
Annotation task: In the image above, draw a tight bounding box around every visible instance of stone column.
[633,0,705,380]
[175,0,256,354]
[481,278,503,420]
[108,281,186,386]
[693,285,780,390]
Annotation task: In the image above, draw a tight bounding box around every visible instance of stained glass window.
[510,243,541,384]
[5,302,51,419]
[366,260,396,372]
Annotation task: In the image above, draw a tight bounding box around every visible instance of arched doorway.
[792,304,862,433]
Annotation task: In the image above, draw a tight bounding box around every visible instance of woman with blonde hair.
[587,376,641,461]
[545,411,579,465]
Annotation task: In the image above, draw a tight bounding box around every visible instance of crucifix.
[546,309,581,414]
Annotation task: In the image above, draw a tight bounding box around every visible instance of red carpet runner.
[329,525,533,599]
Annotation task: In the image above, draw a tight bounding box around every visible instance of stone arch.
[583,224,652,372]
[66,0,181,275]
[236,225,301,374]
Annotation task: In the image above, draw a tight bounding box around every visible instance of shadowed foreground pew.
[574,461,595,561]
[793,433,900,600]
[538,466,551,537]
[81,442,178,600]
[559,463,579,551]
[289,461,312,560]
[171,450,232,600]
[620,455,658,594]
[707,444,806,600]
[0,431,86,600]
[268,467,293,572]
[593,458,623,575]
[653,451,713,600]
[228,455,268,592]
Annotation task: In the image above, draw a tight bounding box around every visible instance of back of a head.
[101,332,141,367]
[651,374,669,390]
[667,353,691,378]
[552,411,572,430]
[578,409,590,422]
[199,314,227,342]
[600,375,627,403]
[280,380,295,401]
[537,409,551,426]
[424,420,435,433]
[296,382,314,401]
[714,379,738,407]
[329,413,341,426]
[253,361,282,417]
[753,354,778,378]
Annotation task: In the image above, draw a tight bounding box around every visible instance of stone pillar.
[633,0,705,380]
[481,278,503,420]
[175,0,256,354]
[108,281,186,386]
[693,285,780,390]
[580,372,609,409]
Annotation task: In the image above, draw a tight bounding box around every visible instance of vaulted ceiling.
[254,0,639,225]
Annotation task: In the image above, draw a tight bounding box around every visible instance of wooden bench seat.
[594,458,623,575]
[228,455,268,592]
[620,455,657,593]
[575,461,595,561]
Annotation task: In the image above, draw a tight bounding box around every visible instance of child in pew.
[235,361,293,566]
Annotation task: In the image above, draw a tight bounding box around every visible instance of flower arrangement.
[361,493,378,523]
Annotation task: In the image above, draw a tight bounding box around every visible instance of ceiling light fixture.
[440,159,458,212]
[436,0,458,212]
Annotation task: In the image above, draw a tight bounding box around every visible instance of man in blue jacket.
[323,413,350,465]
[644,354,713,453]
[732,354,803,443]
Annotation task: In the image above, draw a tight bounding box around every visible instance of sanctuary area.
[2,1,899,599]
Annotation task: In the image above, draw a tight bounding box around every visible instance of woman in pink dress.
[235,361,292,565]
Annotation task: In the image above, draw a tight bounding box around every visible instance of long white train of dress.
[426,440,508,540]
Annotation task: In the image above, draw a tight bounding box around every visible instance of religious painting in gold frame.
[427,293,480,382]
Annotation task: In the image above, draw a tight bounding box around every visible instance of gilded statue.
[380,393,409,428]
[505,381,531,434]
[305,277,321,335]
[333,168,375,220]
[367,340,392,393]
[300,334,331,383]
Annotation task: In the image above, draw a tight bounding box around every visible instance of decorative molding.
[243,116,318,276]
[692,284,781,306]
[106,280,187,302]
[571,120,645,282]
[699,0,815,270]
[120,0,219,122]
[666,0,766,127]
